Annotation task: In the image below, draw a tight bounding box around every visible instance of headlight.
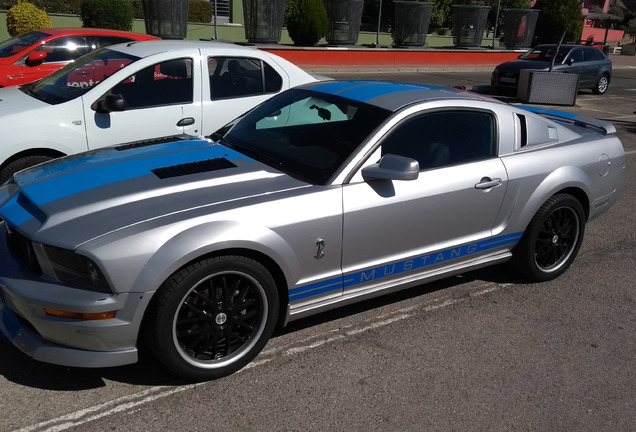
[43,245,111,292]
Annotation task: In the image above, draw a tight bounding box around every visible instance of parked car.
[0,81,625,381]
[0,28,159,88]
[0,39,319,183]
[491,44,612,95]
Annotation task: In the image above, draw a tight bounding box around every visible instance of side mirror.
[91,93,126,114]
[362,154,419,181]
[26,51,47,65]
[566,58,574,66]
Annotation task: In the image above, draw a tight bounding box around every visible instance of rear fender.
[495,165,591,236]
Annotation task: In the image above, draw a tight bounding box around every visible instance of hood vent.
[152,158,237,179]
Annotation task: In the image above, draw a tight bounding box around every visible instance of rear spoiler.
[518,105,616,135]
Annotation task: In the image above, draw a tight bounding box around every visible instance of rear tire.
[593,74,609,95]
[512,194,585,282]
[146,255,279,381]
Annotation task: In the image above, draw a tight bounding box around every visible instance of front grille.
[6,224,41,275]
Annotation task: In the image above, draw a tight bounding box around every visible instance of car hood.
[495,60,554,72]
[0,136,310,248]
[0,85,46,114]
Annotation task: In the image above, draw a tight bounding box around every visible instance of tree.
[532,0,584,45]
[285,0,328,46]
[430,0,454,30]
[6,0,51,36]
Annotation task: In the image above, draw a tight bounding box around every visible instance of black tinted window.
[382,110,496,170]
[110,58,193,109]
[209,57,282,99]
[90,36,134,50]
[37,36,91,63]
[584,47,606,61]
[568,49,584,64]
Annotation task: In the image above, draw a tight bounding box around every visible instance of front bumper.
[0,227,154,368]
[492,70,519,88]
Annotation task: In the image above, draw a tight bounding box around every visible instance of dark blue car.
[492,44,612,95]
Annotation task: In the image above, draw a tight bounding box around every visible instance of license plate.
[500,77,517,84]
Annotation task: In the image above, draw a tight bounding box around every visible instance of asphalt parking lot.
[1,66,635,432]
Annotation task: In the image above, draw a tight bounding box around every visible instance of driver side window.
[110,58,193,109]
[381,110,496,170]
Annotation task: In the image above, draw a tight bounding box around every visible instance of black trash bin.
[452,4,490,48]
[325,0,364,45]
[393,1,433,47]
[142,0,189,39]
[243,0,286,44]
[503,8,539,49]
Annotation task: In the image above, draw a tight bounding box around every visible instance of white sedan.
[0,40,319,182]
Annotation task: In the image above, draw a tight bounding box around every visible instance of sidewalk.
[261,45,636,73]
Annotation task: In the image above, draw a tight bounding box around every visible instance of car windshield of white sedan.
[222,89,391,184]
[0,31,49,58]
[519,46,570,63]
[19,48,140,105]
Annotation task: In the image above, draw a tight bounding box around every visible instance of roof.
[105,39,262,58]
[299,80,495,111]
[36,27,158,40]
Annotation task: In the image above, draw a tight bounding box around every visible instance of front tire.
[512,194,585,282]
[146,255,279,381]
[593,73,610,95]
[0,155,54,184]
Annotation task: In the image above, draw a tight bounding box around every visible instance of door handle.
[475,177,502,190]
[177,117,195,127]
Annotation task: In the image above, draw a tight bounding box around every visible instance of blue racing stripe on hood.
[14,138,215,185]
[1,143,249,227]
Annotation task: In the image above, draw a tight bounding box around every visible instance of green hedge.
[1,0,211,23]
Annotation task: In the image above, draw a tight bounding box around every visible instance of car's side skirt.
[285,250,513,324]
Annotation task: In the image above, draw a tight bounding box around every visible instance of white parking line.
[13,282,506,432]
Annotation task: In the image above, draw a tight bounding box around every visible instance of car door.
[200,56,286,135]
[563,48,589,86]
[83,56,201,149]
[341,109,508,295]
[580,46,603,87]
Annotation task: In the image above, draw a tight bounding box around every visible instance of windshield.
[0,31,49,58]
[519,46,571,64]
[19,47,140,105]
[221,88,391,185]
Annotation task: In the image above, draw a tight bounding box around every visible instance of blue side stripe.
[289,232,523,302]
[518,105,578,120]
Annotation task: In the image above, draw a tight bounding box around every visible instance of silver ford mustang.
[0,81,626,381]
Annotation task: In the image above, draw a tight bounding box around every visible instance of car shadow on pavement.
[0,263,529,389]
[278,262,525,336]
[0,334,183,390]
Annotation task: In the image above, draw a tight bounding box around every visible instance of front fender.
[82,219,300,297]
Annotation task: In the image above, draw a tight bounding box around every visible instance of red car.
[0,28,159,88]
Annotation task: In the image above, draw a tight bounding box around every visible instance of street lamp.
[376,0,383,46]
